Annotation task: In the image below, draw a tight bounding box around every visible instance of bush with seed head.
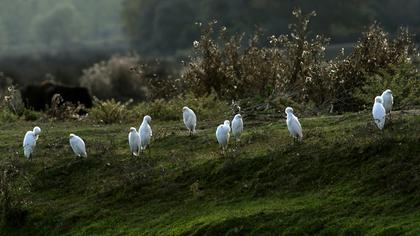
[0,74,27,123]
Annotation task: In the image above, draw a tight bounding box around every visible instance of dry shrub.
[130,59,181,101]
[46,94,84,120]
[0,75,28,123]
[80,54,149,102]
[2,86,25,117]
[182,9,420,113]
[182,10,330,107]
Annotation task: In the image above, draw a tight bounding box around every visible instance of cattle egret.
[216,120,230,153]
[23,126,41,159]
[69,134,87,157]
[224,120,231,132]
[372,96,386,130]
[381,89,393,115]
[128,127,141,157]
[285,107,303,142]
[139,115,152,151]
[182,106,197,136]
[231,114,243,142]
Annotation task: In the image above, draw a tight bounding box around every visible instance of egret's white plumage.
[182,106,197,135]
[381,89,393,115]
[224,120,231,132]
[231,114,243,141]
[23,126,41,159]
[69,134,87,157]
[33,126,41,140]
[128,127,141,157]
[216,120,230,152]
[372,96,386,130]
[139,115,152,150]
[285,107,303,141]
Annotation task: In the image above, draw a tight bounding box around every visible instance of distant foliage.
[122,0,420,55]
[0,0,125,55]
[80,55,148,102]
[32,3,84,48]
[89,97,132,124]
[182,9,420,112]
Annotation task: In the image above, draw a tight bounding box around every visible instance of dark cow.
[21,81,92,111]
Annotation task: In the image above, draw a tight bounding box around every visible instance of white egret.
[216,120,230,153]
[231,114,243,142]
[182,106,197,136]
[69,134,87,157]
[381,89,393,115]
[224,120,231,132]
[372,96,386,130]
[285,107,303,142]
[23,126,41,159]
[128,127,141,157]
[139,115,152,151]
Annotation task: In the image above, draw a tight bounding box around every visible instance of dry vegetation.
[181,10,419,113]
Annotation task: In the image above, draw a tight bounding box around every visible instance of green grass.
[0,111,419,235]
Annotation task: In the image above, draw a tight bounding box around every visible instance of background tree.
[122,0,420,55]
[32,3,84,48]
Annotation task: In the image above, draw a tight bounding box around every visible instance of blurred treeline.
[0,0,128,86]
[124,0,420,55]
[1,0,420,56]
[0,0,127,55]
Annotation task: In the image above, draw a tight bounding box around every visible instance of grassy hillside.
[0,111,419,235]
